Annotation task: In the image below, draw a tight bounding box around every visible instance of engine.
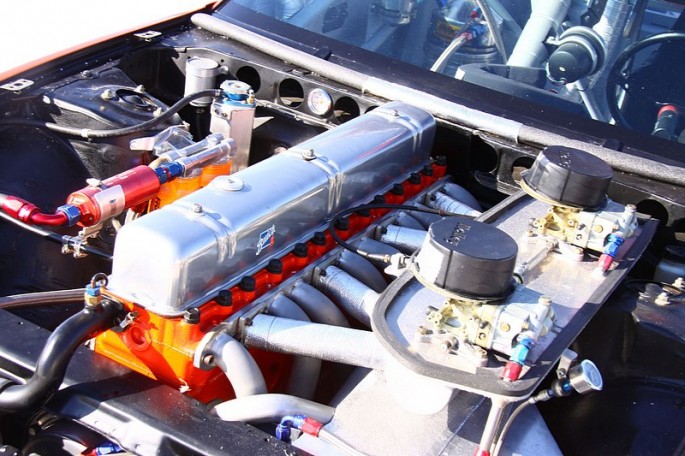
[0,4,684,455]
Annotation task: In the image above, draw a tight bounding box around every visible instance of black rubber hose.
[0,89,222,139]
[0,299,123,413]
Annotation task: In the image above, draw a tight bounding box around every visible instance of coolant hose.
[269,295,321,400]
[288,282,350,328]
[316,266,379,327]
[204,332,267,398]
[337,250,387,293]
[243,314,386,370]
[213,393,335,424]
[0,299,122,413]
[0,89,221,139]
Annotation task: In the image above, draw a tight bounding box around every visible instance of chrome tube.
[212,393,335,424]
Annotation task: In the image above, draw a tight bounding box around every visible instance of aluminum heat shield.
[107,102,435,315]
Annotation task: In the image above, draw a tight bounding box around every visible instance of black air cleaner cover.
[415,218,517,299]
[521,146,613,209]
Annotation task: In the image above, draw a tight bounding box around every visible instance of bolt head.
[302,148,316,160]
[202,354,215,366]
[192,203,203,213]
[183,307,201,324]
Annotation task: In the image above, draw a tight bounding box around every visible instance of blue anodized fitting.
[57,204,82,226]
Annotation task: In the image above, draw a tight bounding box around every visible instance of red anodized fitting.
[0,195,69,226]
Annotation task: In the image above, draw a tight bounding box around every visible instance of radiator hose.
[0,299,122,413]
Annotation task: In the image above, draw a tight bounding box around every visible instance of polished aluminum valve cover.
[107,102,435,315]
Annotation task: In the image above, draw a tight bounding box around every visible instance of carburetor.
[520,146,638,272]
[410,217,555,380]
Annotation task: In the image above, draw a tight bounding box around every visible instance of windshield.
[221,0,685,144]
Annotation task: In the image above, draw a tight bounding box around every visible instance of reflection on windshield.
[230,0,685,143]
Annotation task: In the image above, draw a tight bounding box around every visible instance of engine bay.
[0,2,684,455]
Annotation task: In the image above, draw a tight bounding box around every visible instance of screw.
[134,84,146,93]
[81,70,93,78]
[417,325,429,335]
[673,277,684,291]
[192,203,203,213]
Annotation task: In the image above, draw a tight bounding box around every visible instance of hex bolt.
[192,203,203,213]
[183,308,201,324]
[134,84,146,93]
